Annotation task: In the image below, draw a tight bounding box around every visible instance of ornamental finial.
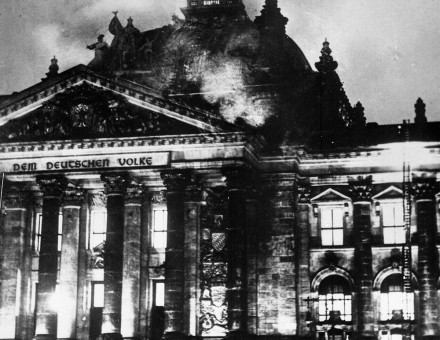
[315,40,338,73]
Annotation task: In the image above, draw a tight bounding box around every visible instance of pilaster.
[296,183,311,336]
[223,168,250,338]
[412,175,440,338]
[349,176,375,340]
[34,175,68,340]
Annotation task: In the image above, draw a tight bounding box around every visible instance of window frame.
[152,280,166,307]
[319,204,345,246]
[380,273,414,321]
[34,211,63,252]
[318,275,352,323]
[89,210,107,250]
[152,208,168,249]
[379,199,406,245]
[91,281,105,308]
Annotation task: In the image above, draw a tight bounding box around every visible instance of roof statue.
[86,34,109,72]
[42,56,59,81]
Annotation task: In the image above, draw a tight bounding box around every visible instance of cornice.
[0,132,251,154]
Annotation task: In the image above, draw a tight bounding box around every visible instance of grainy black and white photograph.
[0,1,439,340]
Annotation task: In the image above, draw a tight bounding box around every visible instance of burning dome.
[88,0,353,148]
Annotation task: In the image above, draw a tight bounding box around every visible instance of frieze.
[4,152,169,174]
[348,175,373,202]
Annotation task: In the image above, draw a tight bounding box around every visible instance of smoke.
[200,58,271,127]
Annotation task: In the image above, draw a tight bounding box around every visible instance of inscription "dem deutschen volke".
[12,156,155,172]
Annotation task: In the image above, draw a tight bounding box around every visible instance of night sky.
[0,0,439,124]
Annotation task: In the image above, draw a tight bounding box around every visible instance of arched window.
[318,276,352,323]
[380,274,414,321]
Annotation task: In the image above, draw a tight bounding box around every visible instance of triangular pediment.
[372,186,403,200]
[0,65,235,142]
[310,188,350,202]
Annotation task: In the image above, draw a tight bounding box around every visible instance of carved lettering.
[13,162,37,172]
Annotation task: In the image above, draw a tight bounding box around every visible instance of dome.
[88,0,330,147]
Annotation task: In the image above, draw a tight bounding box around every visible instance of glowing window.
[35,212,63,252]
[383,204,405,244]
[320,207,344,246]
[153,209,167,248]
[90,211,107,250]
[203,0,220,5]
[191,0,198,5]
[92,282,104,308]
[153,281,165,307]
[380,274,414,321]
[318,276,352,322]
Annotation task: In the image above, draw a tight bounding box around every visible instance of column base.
[33,335,56,340]
[163,332,189,340]
[100,333,124,340]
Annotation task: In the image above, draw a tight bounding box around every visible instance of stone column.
[412,175,440,338]
[296,183,311,336]
[34,175,67,340]
[121,184,144,338]
[57,187,84,340]
[0,183,29,340]
[101,173,129,340]
[161,170,193,340]
[183,184,202,336]
[349,176,375,340]
[223,168,248,338]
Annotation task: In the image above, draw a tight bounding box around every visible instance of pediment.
[310,188,350,202]
[0,65,235,142]
[372,186,403,200]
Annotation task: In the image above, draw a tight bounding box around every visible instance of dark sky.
[0,0,439,124]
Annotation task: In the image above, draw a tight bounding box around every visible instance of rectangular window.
[92,282,105,308]
[321,207,344,246]
[191,0,198,5]
[90,211,107,250]
[35,212,63,251]
[153,280,165,307]
[153,209,167,248]
[35,213,42,252]
[383,204,405,244]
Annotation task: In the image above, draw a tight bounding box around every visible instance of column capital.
[161,170,193,192]
[125,184,144,205]
[412,175,437,200]
[101,173,130,195]
[150,191,167,204]
[297,183,311,204]
[3,183,29,209]
[348,175,372,202]
[36,175,68,198]
[89,192,107,208]
[62,187,85,207]
[222,167,255,190]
